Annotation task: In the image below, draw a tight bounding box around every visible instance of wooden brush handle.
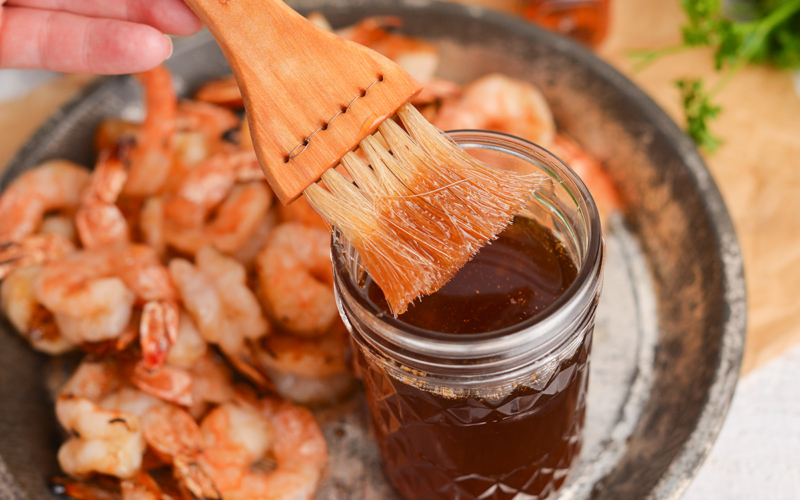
[183,0,422,204]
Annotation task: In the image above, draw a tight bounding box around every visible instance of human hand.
[0,0,202,74]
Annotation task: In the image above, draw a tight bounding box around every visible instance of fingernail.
[164,35,174,60]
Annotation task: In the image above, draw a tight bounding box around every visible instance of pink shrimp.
[256,223,337,337]
[339,16,439,84]
[196,398,327,500]
[169,246,270,356]
[549,134,621,223]
[0,160,90,243]
[0,264,75,354]
[0,233,75,280]
[35,245,178,369]
[432,73,556,147]
[164,182,273,256]
[56,360,146,480]
[123,66,177,197]
[193,76,244,109]
[255,321,355,406]
[75,146,131,249]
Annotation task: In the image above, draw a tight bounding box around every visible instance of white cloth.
[682,343,800,499]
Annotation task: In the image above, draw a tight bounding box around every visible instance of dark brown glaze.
[358,330,591,500]
[365,217,578,334]
[358,217,590,500]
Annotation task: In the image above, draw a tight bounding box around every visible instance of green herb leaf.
[630,0,800,153]
[676,78,724,153]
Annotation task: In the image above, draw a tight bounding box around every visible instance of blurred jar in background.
[522,0,610,46]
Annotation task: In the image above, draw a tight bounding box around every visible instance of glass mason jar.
[332,131,604,500]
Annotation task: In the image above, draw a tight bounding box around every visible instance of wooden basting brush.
[184,0,542,314]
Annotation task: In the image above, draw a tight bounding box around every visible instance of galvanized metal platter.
[0,1,746,500]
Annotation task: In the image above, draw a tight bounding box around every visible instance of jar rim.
[332,130,604,362]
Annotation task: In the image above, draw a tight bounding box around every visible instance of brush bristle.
[304,103,542,315]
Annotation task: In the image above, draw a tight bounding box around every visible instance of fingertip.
[163,35,175,61]
[87,21,174,74]
[169,15,204,37]
[139,0,204,36]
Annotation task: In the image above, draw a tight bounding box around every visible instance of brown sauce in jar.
[366,216,577,333]
[358,217,590,500]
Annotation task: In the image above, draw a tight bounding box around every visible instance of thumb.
[0,7,174,74]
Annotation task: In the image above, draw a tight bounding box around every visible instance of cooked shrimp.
[99,387,163,418]
[307,11,333,31]
[162,150,264,229]
[256,223,337,337]
[124,351,233,414]
[193,76,244,109]
[196,398,327,500]
[238,116,254,151]
[121,472,164,500]
[0,233,75,280]
[0,264,75,354]
[164,183,273,255]
[75,146,131,249]
[339,17,439,84]
[277,196,328,230]
[130,361,194,407]
[231,209,278,268]
[123,66,177,197]
[165,311,208,370]
[187,353,236,415]
[139,197,165,257]
[0,160,90,242]
[50,477,122,500]
[60,359,125,402]
[548,134,621,223]
[169,246,269,355]
[35,245,178,362]
[410,78,462,106]
[255,321,355,406]
[179,100,240,138]
[56,362,145,478]
[171,128,213,174]
[95,118,139,154]
[161,151,271,255]
[56,395,146,479]
[39,215,78,243]
[141,404,203,461]
[432,73,556,147]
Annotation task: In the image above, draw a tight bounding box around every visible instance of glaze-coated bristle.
[304,103,541,315]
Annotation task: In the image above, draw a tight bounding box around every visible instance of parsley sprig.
[630,0,800,152]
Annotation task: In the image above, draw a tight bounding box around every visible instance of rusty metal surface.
[0,2,745,500]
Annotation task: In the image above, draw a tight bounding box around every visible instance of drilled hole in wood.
[321,122,329,130]
[284,156,290,163]
[340,105,348,113]
[377,74,385,82]
[359,88,368,97]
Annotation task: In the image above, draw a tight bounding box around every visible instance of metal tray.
[0,1,746,499]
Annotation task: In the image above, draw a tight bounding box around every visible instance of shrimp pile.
[0,63,339,500]
[0,13,621,500]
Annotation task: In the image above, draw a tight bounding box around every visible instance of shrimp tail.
[140,300,180,371]
[173,456,221,500]
[130,361,194,407]
[50,476,121,500]
[75,145,132,249]
[221,340,278,394]
[0,234,74,280]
